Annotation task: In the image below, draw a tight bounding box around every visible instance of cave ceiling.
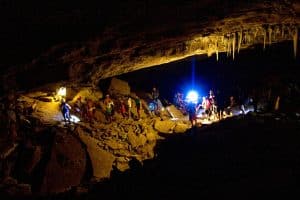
[1,0,300,89]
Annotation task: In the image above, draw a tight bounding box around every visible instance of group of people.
[103,94,143,123]
[173,89,222,126]
[60,93,145,124]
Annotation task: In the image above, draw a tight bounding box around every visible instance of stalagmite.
[293,27,298,58]
[238,31,242,53]
[232,33,236,60]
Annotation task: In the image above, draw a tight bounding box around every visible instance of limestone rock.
[166,105,185,119]
[144,128,158,141]
[115,157,130,172]
[108,78,130,96]
[127,132,147,148]
[39,130,86,194]
[76,127,115,180]
[24,145,42,174]
[71,87,103,103]
[173,122,191,133]
[105,139,128,150]
[154,119,176,134]
[94,110,106,123]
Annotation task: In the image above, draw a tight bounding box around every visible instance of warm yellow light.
[57,87,66,97]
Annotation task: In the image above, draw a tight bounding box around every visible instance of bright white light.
[70,115,80,123]
[186,90,199,104]
[57,87,66,97]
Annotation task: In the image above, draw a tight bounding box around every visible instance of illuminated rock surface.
[1,0,299,90]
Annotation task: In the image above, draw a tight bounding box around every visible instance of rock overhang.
[1,0,299,90]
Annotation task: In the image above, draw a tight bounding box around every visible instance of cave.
[0,0,300,199]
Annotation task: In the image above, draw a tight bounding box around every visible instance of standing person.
[127,96,132,119]
[104,94,114,123]
[119,99,127,119]
[135,96,141,120]
[86,98,95,122]
[151,87,159,100]
[61,99,71,123]
[187,102,197,126]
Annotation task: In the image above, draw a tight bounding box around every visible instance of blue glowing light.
[186,90,199,104]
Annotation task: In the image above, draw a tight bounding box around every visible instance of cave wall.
[1,0,299,91]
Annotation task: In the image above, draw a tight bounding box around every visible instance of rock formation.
[1,1,299,91]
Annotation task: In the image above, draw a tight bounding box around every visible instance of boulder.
[108,78,130,96]
[166,105,185,119]
[127,132,147,148]
[94,110,106,123]
[24,146,42,174]
[71,87,103,103]
[144,128,158,141]
[76,127,115,180]
[105,139,128,150]
[39,130,86,194]
[173,122,191,133]
[154,119,176,134]
[115,157,130,172]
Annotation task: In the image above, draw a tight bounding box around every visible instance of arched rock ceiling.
[4,0,300,87]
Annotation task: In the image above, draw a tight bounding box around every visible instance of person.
[174,92,185,109]
[148,101,157,117]
[209,89,215,102]
[187,102,197,126]
[208,90,217,120]
[86,98,95,122]
[151,87,159,100]
[135,96,141,119]
[127,96,132,119]
[119,99,127,118]
[104,94,114,123]
[203,96,211,118]
[74,96,83,117]
[61,99,71,123]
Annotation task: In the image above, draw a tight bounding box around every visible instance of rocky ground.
[1,77,299,199]
[66,112,300,199]
[0,78,191,198]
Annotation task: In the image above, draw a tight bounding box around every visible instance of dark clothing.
[61,102,71,122]
[187,103,197,123]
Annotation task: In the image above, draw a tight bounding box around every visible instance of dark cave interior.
[1,1,300,199]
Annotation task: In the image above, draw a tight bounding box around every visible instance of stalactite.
[274,26,280,41]
[253,27,259,40]
[268,26,272,45]
[281,24,285,39]
[293,27,298,58]
[288,26,293,39]
[232,33,236,60]
[215,41,219,61]
[263,28,266,50]
[238,31,242,53]
[226,38,229,57]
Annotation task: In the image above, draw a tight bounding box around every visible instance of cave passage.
[114,41,299,108]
